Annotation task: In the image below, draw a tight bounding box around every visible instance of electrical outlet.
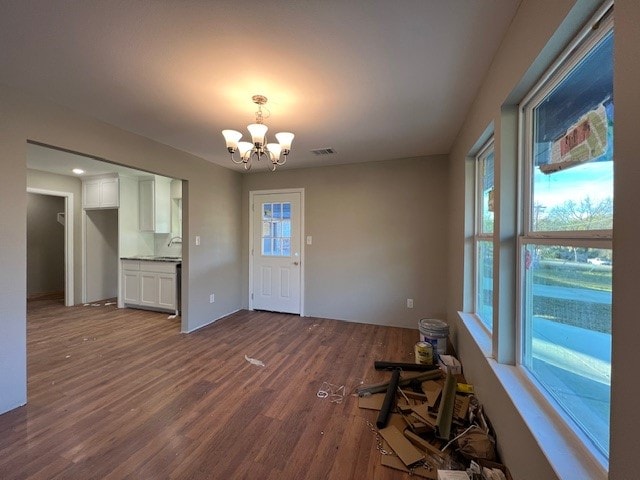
[209,293,215,303]
[407,298,414,308]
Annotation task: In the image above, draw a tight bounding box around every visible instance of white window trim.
[473,138,495,333]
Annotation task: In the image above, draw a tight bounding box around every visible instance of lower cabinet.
[122,260,178,312]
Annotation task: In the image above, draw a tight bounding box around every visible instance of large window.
[474,140,494,331]
[520,18,613,458]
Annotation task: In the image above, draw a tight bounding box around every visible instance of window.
[261,202,292,256]
[520,19,613,458]
[474,140,495,331]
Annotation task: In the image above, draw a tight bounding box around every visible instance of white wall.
[0,82,243,415]
[242,155,449,328]
[447,0,639,478]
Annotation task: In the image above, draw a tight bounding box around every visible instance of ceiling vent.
[311,148,336,155]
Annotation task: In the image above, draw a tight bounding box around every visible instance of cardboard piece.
[403,429,447,458]
[421,380,442,408]
[357,393,386,410]
[411,403,438,427]
[380,453,437,479]
[454,395,470,420]
[378,425,425,467]
[477,459,513,480]
[438,355,462,375]
[437,470,470,480]
[387,412,409,433]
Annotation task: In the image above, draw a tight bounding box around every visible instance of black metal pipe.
[376,368,401,429]
[374,361,438,371]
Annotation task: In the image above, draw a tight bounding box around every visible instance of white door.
[251,192,302,314]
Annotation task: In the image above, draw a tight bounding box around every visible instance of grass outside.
[533,260,612,334]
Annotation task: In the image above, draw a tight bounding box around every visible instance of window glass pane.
[282,220,291,238]
[273,238,282,256]
[263,203,272,220]
[262,238,272,256]
[481,150,495,235]
[476,240,493,331]
[531,32,613,232]
[282,203,291,219]
[282,238,291,256]
[273,203,282,219]
[522,243,611,456]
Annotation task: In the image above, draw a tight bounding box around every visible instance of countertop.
[121,255,182,263]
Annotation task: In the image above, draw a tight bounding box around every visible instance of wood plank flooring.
[0,299,421,479]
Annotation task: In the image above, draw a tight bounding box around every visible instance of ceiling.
[2,0,521,173]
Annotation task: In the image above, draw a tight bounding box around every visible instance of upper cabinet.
[139,175,171,233]
[82,175,119,209]
[170,179,182,237]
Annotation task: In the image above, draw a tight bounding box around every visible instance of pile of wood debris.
[356,359,511,480]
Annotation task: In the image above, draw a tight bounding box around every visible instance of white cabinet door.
[157,274,176,310]
[140,272,159,307]
[83,177,119,209]
[122,270,140,304]
[100,178,119,207]
[83,180,101,208]
[139,176,171,233]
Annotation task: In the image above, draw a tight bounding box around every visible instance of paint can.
[418,318,449,356]
[414,341,434,365]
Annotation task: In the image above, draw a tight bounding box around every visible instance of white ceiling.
[2,0,521,173]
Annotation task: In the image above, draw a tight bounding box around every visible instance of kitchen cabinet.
[139,176,171,233]
[121,259,178,313]
[170,179,182,237]
[83,176,119,209]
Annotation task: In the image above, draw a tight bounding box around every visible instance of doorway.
[249,189,304,314]
[84,209,119,302]
[26,188,74,306]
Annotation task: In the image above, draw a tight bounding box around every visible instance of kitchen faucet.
[167,236,182,247]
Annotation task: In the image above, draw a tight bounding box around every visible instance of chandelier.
[222,95,295,171]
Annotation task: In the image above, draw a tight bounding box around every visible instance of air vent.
[311,148,336,155]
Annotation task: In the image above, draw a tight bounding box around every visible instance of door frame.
[249,188,305,315]
[26,188,74,307]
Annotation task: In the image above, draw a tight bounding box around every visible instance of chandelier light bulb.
[238,142,254,160]
[275,132,295,152]
[222,129,242,151]
[266,143,282,161]
[247,123,268,146]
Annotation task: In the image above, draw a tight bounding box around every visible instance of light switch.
[306,236,312,245]
[195,235,201,246]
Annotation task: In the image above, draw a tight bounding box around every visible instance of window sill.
[457,312,608,480]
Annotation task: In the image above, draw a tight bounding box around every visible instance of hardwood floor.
[0,299,420,479]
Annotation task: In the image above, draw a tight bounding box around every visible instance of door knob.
[293,261,299,266]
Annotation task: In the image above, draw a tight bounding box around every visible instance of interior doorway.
[26,188,74,306]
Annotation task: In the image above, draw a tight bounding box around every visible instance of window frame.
[473,138,495,332]
[516,11,614,462]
